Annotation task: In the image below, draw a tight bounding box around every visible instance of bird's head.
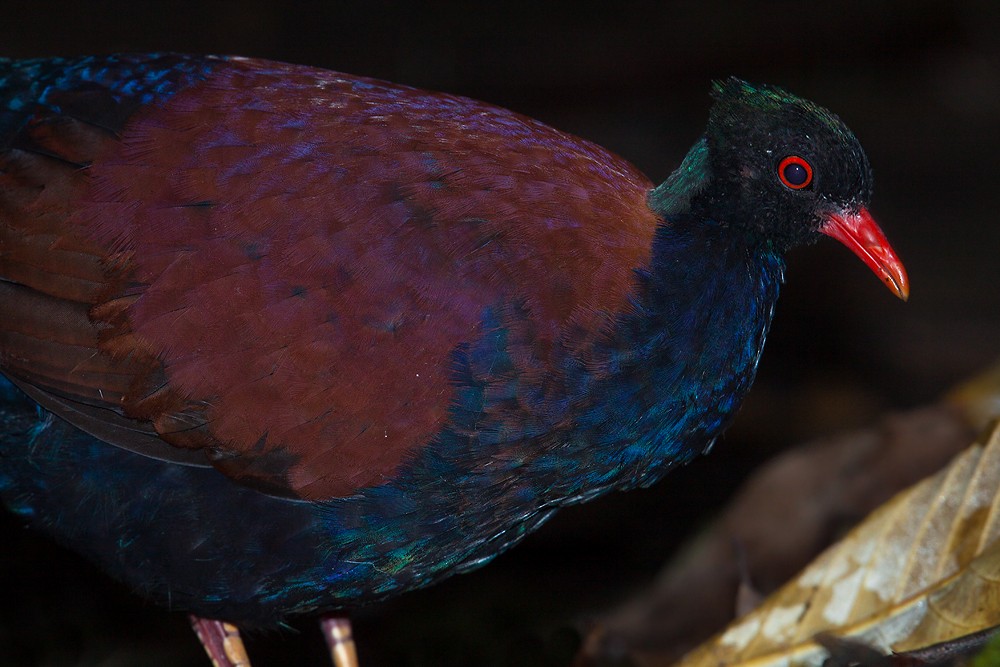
[684,77,909,300]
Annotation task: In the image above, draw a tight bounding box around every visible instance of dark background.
[1,2,998,665]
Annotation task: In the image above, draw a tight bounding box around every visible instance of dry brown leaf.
[664,421,1000,667]
[575,404,976,666]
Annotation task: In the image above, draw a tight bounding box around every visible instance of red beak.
[819,207,909,301]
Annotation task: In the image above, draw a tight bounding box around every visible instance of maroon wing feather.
[0,57,659,499]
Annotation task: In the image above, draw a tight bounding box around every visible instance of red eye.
[778,155,813,189]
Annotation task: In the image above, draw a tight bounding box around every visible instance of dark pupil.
[783,162,808,186]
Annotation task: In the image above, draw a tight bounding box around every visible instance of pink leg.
[321,615,359,667]
[189,615,251,667]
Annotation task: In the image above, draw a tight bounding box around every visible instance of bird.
[0,53,908,666]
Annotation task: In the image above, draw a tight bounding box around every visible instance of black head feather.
[696,77,874,250]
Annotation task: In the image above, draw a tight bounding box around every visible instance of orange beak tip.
[820,207,909,302]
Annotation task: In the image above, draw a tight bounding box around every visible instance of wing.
[0,55,659,499]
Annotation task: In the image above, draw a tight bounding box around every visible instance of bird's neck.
[648,136,711,219]
[572,208,786,494]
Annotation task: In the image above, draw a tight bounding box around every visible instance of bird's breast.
[315,228,786,602]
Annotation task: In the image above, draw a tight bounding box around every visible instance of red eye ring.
[778,155,813,189]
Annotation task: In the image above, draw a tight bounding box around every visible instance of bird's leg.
[320,615,359,667]
[189,615,252,667]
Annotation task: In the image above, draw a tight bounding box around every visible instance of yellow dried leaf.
[664,421,1000,667]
